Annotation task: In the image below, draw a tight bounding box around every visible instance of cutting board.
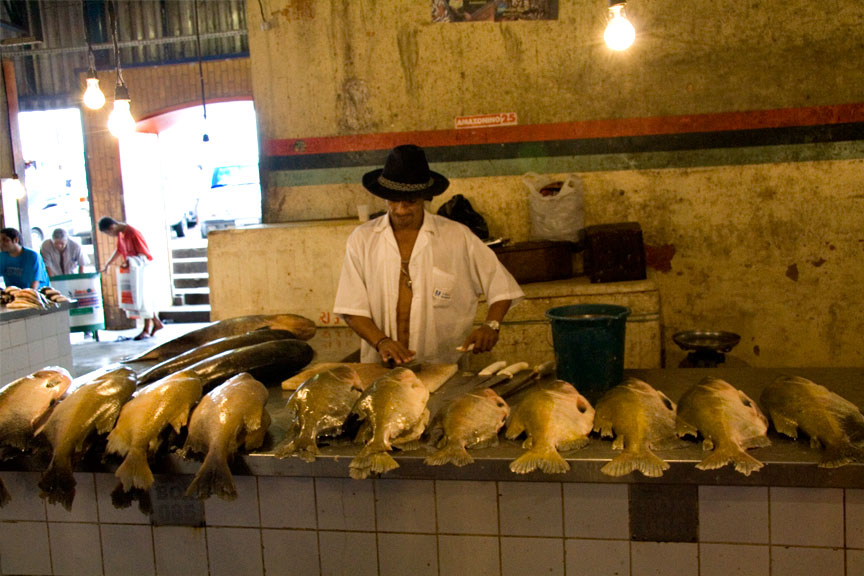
[281,362,459,393]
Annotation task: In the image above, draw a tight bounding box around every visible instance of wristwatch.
[483,320,500,332]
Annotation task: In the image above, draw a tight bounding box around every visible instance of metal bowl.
[672,330,741,353]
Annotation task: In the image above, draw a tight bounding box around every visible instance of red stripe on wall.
[263,102,864,157]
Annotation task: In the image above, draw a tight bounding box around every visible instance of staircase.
[160,240,211,323]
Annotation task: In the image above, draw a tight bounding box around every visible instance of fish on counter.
[761,375,864,468]
[105,370,203,500]
[425,387,510,467]
[505,380,594,474]
[37,367,138,511]
[136,329,299,384]
[349,367,430,480]
[0,367,73,454]
[273,364,365,462]
[676,377,770,476]
[0,366,72,507]
[593,377,687,478]
[122,313,317,363]
[184,338,315,390]
[181,372,270,500]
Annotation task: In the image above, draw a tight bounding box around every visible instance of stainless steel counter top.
[4,366,863,487]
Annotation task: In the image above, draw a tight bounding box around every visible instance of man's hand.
[377,337,416,365]
[461,324,500,354]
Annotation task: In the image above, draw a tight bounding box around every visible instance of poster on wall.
[433,0,559,22]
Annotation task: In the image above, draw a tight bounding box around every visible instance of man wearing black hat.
[334,144,524,366]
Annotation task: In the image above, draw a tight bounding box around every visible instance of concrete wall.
[242,0,864,367]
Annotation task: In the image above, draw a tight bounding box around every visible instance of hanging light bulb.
[604,1,636,51]
[107,83,136,138]
[83,73,106,110]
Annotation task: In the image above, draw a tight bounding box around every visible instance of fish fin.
[595,421,615,439]
[0,477,10,508]
[504,417,525,440]
[696,447,764,476]
[769,413,799,438]
[243,418,269,452]
[186,451,236,501]
[742,435,771,449]
[817,440,864,468]
[653,436,692,451]
[105,429,128,457]
[38,458,76,511]
[393,439,422,452]
[559,437,590,452]
[111,483,153,514]
[842,414,864,444]
[114,447,154,491]
[467,435,499,450]
[611,434,625,451]
[354,421,373,445]
[601,449,669,478]
[274,433,319,462]
[424,442,473,467]
[349,449,399,478]
[810,436,824,450]
[95,401,124,435]
[701,438,715,451]
[509,445,569,474]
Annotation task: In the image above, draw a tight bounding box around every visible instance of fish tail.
[273,431,319,462]
[697,447,764,476]
[601,449,669,478]
[0,477,10,508]
[424,442,474,467]
[38,458,76,511]
[115,447,154,491]
[510,444,569,475]
[186,451,236,501]
[818,444,864,469]
[349,445,399,479]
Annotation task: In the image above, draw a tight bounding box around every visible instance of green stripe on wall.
[268,140,864,188]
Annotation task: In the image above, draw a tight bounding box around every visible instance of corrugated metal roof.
[1,0,248,111]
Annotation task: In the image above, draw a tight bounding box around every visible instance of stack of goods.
[0,286,70,309]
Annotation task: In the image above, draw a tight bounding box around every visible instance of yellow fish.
[425,388,509,467]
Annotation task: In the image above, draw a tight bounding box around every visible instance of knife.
[491,360,557,399]
[473,361,531,392]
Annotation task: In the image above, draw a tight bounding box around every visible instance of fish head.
[737,389,769,429]
[33,367,73,397]
[478,387,511,420]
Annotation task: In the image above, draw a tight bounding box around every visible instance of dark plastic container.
[545,304,631,403]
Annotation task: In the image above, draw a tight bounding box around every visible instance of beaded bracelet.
[374,336,391,351]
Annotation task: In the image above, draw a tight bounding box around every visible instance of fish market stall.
[0,298,75,384]
[1,351,863,575]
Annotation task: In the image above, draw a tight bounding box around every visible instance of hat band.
[378,175,434,192]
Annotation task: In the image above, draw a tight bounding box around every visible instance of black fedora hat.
[362,144,449,201]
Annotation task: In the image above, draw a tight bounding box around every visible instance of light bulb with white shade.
[83,76,105,110]
[107,84,136,138]
[604,3,636,51]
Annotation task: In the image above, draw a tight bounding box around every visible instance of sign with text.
[455,112,518,130]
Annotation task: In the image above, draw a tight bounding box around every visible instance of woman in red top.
[99,217,164,340]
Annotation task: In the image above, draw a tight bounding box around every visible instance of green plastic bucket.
[545,304,631,402]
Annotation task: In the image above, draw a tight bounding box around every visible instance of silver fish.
[38,367,138,510]
[182,372,271,500]
[594,377,686,478]
[505,380,594,474]
[425,388,509,467]
[761,375,864,468]
[274,364,364,462]
[349,367,430,479]
[676,377,770,476]
[106,370,203,492]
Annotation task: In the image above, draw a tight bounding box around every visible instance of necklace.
[400,260,412,289]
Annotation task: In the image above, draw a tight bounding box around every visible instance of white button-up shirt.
[334,211,524,364]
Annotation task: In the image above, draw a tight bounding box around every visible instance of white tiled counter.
[0,367,862,575]
[0,304,74,384]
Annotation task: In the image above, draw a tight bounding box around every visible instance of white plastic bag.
[116,256,145,314]
[523,172,585,243]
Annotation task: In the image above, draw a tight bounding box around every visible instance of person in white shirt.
[40,228,87,277]
[334,144,524,366]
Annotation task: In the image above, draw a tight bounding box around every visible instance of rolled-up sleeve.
[333,229,371,318]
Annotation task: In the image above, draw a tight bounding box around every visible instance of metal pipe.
[0,29,246,58]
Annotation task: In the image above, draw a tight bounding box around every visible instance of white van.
[198,164,262,238]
